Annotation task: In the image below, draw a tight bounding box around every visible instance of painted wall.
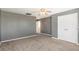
[51,16,58,37]
[40,17,51,34]
[51,8,79,43]
[1,11,36,41]
[0,10,1,41]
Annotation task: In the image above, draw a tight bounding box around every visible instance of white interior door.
[58,13,78,44]
[36,21,41,33]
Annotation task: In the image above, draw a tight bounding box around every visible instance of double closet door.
[58,13,78,44]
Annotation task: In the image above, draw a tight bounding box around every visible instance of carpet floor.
[0,34,79,51]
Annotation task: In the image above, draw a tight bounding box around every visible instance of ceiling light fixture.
[40,8,48,16]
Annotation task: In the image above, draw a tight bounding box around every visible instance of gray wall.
[40,17,51,34]
[1,11,36,41]
[51,8,79,43]
[51,16,58,37]
[0,10,1,41]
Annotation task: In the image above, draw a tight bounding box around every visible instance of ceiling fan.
[25,8,52,18]
[39,8,52,16]
[26,8,52,15]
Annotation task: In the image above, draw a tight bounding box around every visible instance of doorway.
[36,20,41,33]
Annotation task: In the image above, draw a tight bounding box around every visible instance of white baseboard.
[51,37,62,40]
[39,33,52,36]
[51,37,79,45]
[1,35,37,43]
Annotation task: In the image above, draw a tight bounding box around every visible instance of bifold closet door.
[58,13,78,44]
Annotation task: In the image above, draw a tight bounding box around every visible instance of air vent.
[26,13,32,15]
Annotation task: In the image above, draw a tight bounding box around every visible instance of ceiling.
[1,8,75,19]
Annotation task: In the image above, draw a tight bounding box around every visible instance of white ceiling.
[1,8,75,19]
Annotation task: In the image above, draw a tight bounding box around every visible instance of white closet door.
[58,13,78,43]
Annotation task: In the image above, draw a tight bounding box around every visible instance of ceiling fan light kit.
[40,8,48,16]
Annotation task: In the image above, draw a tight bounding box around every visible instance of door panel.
[58,13,78,43]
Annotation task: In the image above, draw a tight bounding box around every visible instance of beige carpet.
[0,34,79,51]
